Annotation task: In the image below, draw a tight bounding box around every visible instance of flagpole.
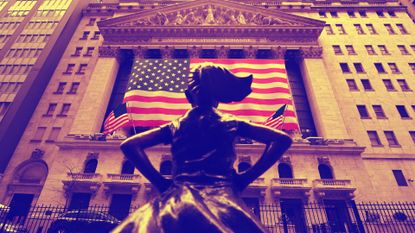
[279,104,289,130]
[126,101,137,135]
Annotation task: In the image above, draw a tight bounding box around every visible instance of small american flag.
[103,103,130,135]
[124,59,299,131]
[263,104,287,130]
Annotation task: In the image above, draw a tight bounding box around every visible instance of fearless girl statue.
[113,64,292,233]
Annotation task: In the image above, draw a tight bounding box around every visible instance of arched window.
[238,162,251,173]
[160,160,172,176]
[278,163,293,178]
[84,159,98,173]
[121,160,134,174]
[318,164,334,179]
[15,161,48,184]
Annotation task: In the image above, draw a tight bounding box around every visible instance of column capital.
[244,46,257,59]
[188,46,201,58]
[300,46,323,59]
[216,46,229,58]
[98,46,121,58]
[133,47,146,59]
[271,46,287,59]
[160,46,174,59]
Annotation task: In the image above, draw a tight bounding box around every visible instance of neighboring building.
[0,0,92,173]
[1,0,415,230]
[399,0,415,22]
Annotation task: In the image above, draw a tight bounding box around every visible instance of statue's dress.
[112,108,267,233]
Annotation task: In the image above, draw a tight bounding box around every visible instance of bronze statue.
[113,65,292,233]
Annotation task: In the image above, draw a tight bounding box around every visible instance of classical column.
[69,46,121,135]
[299,46,349,139]
[160,46,174,58]
[244,46,257,59]
[216,46,229,58]
[188,46,201,58]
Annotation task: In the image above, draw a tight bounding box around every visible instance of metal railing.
[1,201,415,233]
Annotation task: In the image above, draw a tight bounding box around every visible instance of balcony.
[271,178,311,197]
[62,173,102,193]
[103,174,141,195]
[312,179,356,198]
[244,178,267,197]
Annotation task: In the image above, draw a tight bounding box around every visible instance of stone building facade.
[0,0,415,221]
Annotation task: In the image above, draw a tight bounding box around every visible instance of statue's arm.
[120,126,172,193]
[234,121,293,191]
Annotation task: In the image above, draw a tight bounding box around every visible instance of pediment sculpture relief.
[119,5,291,27]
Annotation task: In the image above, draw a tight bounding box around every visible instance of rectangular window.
[366,24,377,34]
[361,79,373,91]
[46,127,61,142]
[84,47,94,57]
[72,47,82,57]
[397,79,411,91]
[367,130,382,146]
[388,11,397,17]
[346,45,356,55]
[87,18,96,26]
[318,11,326,18]
[374,63,386,73]
[384,24,396,34]
[385,131,399,146]
[359,10,367,17]
[409,131,415,144]
[54,82,66,94]
[340,63,351,73]
[393,170,408,186]
[91,31,101,40]
[378,45,389,55]
[357,105,370,118]
[346,79,358,91]
[76,64,88,75]
[44,103,57,116]
[396,105,410,118]
[396,24,408,34]
[347,11,355,17]
[376,11,385,17]
[63,64,75,74]
[354,24,365,34]
[330,11,338,18]
[382,79,396,91]
[411,45,415,53]
[388,63,400,73]
[365,45,376,55]
[32,127,46,142]
[80,31,90,40]
[332,45,343,55]
[398,45,410,55]
[407,63,415,74]
[373,105,386,118]
[58,103,71,116]
[0,102,10,117]
[68,82,80,94]
[336,24,346,34]
[325,25,334,34]
[354,63,365,73]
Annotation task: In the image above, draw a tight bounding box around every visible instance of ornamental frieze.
[117,5,293,27]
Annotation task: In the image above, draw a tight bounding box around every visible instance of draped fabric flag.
[103,103,130,135]
[123,59,299,131]
[263,104,287,130]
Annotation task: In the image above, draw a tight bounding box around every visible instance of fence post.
[350,200,366,233]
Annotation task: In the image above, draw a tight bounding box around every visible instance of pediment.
[98,0,324,29]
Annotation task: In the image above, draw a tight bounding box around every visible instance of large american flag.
[123,59,299,131]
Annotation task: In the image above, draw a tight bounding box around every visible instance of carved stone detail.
[160,46,174,58]
[31,148,44,160]
[244,46,257,59]
[300,46,323,59]
[98,46,121,58]
[188,46,201,58]
[133,47,146,59]
[271,47,287,59]
[239,156,251,163]
[216,46,229,58]
[279,155,291,164]
[115,5,297,27]
[86,152,99,160]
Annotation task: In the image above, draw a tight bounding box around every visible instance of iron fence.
[1,201,415,233]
